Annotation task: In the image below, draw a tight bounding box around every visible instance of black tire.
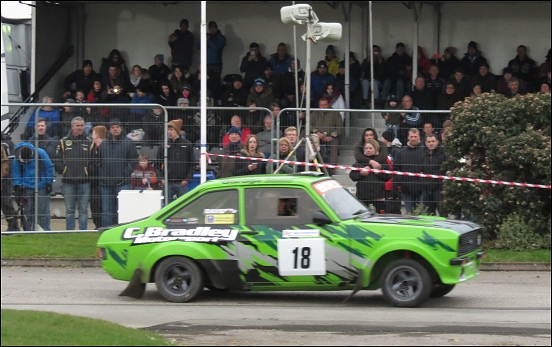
[155,256,204,303]
[381,259,432,307]
[430,284,456,298]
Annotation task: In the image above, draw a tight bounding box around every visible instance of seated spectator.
[473,62,497,93]
[129,65,150,98]
[99,49,130,78]
[155,81,179,107]
[353,127,388,165]
[452,67,472,99]
[262,63,283,101]
[142,107,164,146]
[174,97,197,143]
[408,76,435,128]
[60,99,83,137]
[266,137,296,174]
[221,115,252,147]
[190,64,214,101]
[257,114,281,158]
[148,54,171,94]
[538,65,551,92]
[397,95,421,146]
[381,42,412,103]
[268,42,294,75]
[496,67,514,95]
[131,153,158,190]
[247,78,275,131]
[240,42,268,90]
[437,46,460,81]
[169,66,191,96]
[460,41,488,77]
[129,81,154,131]
[507,45,538,92]
[279,59,305,109]
[25,97,61,140]
[221,74,249,107]
[505,77,527,99]
[425,64,446,104]
[311,60,335,102]
[383,95,401,139]
[219,126,244,178]
[63,59,99,99]
[103,64,133,105]
[470,83,483,98]
[349,139,389,213]
[234,134,266,176]
[538,80,551,94]
[538,49,551,79]
[86,78,109,127]
[29,118,58,160]
[325,82,345,122]
[417,46,431,77]
[335,54,362,109]
[361,45,386,108]
[436,82,461,128]
[324,45,339,77]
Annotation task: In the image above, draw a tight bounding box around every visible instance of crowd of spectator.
[3,18,551,230]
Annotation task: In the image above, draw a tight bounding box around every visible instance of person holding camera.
[12,142,54,231]
[169,18,194,72]
[240,42,268,90]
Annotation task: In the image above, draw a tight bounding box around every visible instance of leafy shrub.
[495,213,550,251]
[441,93,551,248]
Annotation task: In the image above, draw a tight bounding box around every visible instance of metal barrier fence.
[1,102,455,233]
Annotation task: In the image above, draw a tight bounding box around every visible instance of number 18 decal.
[277,238,326,276]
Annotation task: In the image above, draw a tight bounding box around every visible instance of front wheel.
[381,259,432,307]
[155,256,204,303]
[430,284,456,298]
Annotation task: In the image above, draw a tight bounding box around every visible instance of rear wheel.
[381,259,432,307]
[155,256,204,303]
[430,284,456,298]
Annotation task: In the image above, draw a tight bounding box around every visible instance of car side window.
[245,188,321,225]
[166,189,239,224]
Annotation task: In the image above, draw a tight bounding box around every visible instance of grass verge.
[1,309,171,346]
[1,233,551,263]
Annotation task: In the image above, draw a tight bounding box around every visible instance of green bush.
[441,93,551,249]
[495,213,550,251]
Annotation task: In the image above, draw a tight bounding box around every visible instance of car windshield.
[312,180,368,220]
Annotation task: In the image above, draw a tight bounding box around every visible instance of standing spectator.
[381,42,412,103]
[397,95,421,146]
[131,153,158,190]
[1,133,18,231]
[29,118,58,161]
[324,45,339,77]
[349,139,389,213]
[379,129,402,214]
[380,129,402,161]
[421,122,438,142]
[63,60,99,99]
[99,49,130,78]
[311,60,335,102]
[169,67,191,96]
[267,137,296,174]
[235,135,266,176]
[460,41,488,77]
[422,134,447,215]
[452,67,472,99]
[25,97,61,140]
[200,21,226,100]
[219,126,244,178]
[88,125,106,229]
[310,97,342,168]
[393,128,425,214]
[54,116,92,230]
[440,119,453,145]
[168,18,194,72]
[507,45,538,92]
[408,77,434,128]
[148,54,171,93]
[12,142,54,231]
[141,107,164,146]
[417,46,431,77]
[383,96,401,139]
[284,126,305,172]
[361,45,386,108]
[268,43,294,76]
[353,127,388,166]
[437,46,460,81]
[156,119,194,203]
[472,62,497,93]
[240,42,268,89]
[257,115,281,158]
[98,119,138,227]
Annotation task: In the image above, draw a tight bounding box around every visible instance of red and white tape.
[204,152,551,190]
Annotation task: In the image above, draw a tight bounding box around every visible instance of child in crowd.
[131,153,158,190]
[383,95,401,139]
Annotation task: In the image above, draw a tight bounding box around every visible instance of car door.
[237,187,351,288]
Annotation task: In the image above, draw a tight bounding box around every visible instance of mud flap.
[119,267,145,299]
[343,269,365,303]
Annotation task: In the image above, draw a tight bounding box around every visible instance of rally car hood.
[359,214,479,234]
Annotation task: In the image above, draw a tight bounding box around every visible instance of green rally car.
[96,172,484,307]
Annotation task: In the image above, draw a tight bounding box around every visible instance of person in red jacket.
[221,115,252,147]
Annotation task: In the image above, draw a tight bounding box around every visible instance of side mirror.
[312,211,332,225]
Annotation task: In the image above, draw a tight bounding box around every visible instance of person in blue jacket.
[25,97,61,140]
[12,142,54,231]
[198,21,226,100]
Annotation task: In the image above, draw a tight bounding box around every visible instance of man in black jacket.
[55,116,93,230]
[156,118,194,204]
[421,134,448,216]
[393,128,425,214]
[240,42,268,90]
[381,42,412,103]
[63,60,99,99]
[168,19,194,72]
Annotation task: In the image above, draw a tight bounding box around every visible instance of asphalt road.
[1,267,551,346]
